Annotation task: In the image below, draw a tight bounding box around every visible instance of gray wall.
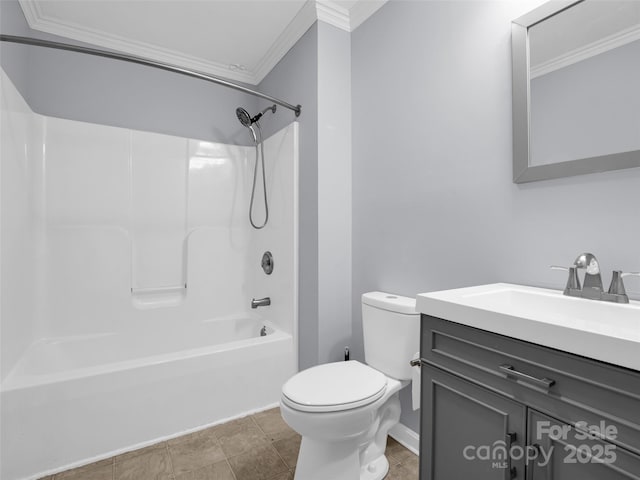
[0,0,256,145]
[260,22,353,369]
[259,23,319,370]
[351,0,640,433]
[316,22,352,365]
[0,1,30,94]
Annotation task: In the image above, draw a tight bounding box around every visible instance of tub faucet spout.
[251,297,271,309]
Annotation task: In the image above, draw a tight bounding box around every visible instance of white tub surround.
[0,69,298,480]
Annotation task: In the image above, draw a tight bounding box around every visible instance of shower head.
[236,107,252,128]
[235,104,277,128]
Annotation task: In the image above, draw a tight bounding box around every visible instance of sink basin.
[416,283,640,371]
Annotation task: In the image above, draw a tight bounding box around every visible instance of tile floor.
[38,407,419,480]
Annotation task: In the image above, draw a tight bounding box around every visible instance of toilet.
[280,292,419,480]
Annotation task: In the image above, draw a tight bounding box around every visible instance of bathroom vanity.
[416,284,640,480]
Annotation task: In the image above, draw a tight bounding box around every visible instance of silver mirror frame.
[511,0,640,183]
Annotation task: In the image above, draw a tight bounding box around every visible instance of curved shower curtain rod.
[0,34,302,117]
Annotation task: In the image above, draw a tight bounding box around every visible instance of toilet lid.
[281,361,387,413]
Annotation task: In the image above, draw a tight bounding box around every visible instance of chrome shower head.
[236,107,252,128]
[235,104,277,127]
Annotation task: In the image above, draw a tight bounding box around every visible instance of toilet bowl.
[280,292,419,480]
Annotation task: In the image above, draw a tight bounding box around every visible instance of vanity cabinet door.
[421,366,526,480]
[527,410,640,480]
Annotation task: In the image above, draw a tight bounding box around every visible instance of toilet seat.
[281,361,387,413]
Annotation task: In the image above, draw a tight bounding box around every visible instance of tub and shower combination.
[1,39,299,480]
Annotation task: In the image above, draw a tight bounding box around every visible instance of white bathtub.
[0,316,296,480]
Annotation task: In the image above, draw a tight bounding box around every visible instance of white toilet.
[280,292,419,480]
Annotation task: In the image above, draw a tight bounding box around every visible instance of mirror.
[512,0,640,183]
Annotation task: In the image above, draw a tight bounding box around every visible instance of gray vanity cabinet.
[419,315,640,480]
[421,366,526,479]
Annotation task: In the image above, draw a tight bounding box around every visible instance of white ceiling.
[18,0,386,85]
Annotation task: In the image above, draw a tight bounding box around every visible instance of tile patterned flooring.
[38,407,419,480]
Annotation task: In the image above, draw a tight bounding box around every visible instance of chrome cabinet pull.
[499,364,555,389]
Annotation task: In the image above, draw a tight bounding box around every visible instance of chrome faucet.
[251,297,271,309]
[552,253,639,304]
[573,253,603,299]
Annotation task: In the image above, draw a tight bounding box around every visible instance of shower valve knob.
[261,251,274,275]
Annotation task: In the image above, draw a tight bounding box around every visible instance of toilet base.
[294,437,360,480]
[293,437,391,480]
[290,392,400,480]
[360,454,389,480]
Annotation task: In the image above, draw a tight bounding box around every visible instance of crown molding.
[253,0,318,84]
[18,0,388,85]
[531,24,640,79]
[16,0,39,29]
[316,1,351,32]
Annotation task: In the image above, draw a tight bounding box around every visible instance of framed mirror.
[512,0,640,183]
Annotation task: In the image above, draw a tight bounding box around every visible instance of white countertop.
[416,283,640,371]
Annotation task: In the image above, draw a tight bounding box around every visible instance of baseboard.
[389,422,420,456]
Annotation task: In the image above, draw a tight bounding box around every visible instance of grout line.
[235,412,291,478]
[164,442,176,478]
[224,458,239,480]
[219,418,270,462]
[250,410,299,471]
[271,444,293,472]
[266,436,295,470]
[264,469,292,480]
[249,413,265,435]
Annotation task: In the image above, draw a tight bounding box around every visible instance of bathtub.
[0,316,296,480]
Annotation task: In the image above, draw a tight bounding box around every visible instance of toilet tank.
[362,292,420,380]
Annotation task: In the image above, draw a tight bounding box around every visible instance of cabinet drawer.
[421,315,640,456]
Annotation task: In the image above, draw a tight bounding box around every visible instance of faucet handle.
[608,271,640,296]
[550,265,581,294]
[621,272,640,278]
